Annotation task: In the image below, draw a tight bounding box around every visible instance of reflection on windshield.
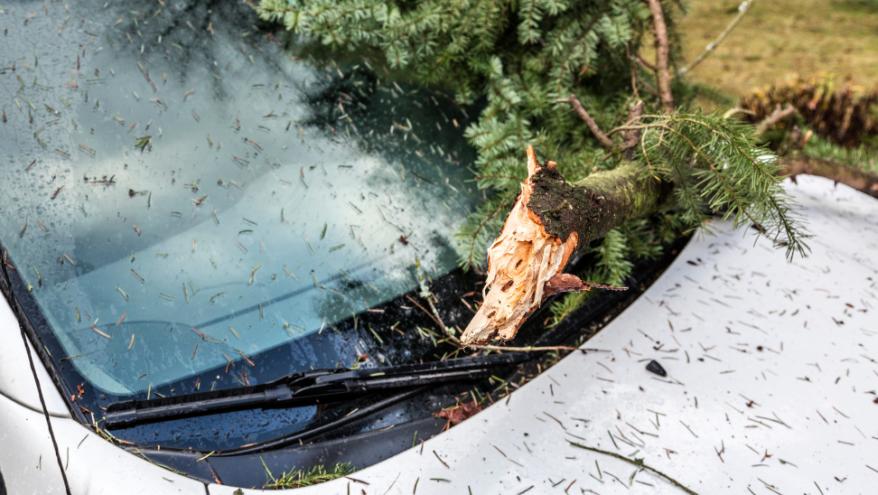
[0,1,478,394]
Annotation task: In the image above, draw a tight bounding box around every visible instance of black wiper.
[102,353,529,428]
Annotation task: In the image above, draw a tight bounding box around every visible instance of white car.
[2,2,877,495]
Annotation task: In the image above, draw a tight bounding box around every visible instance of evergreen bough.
[259,0,808,330]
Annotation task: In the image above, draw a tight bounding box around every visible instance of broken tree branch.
[678,0,754,77]
[748,106,878,197]
[460,146,666,345]
[754,104,797,136]
[567,95,615,150]
[781,156,878,198]
[411,266,577,352]
[646,0,674,112]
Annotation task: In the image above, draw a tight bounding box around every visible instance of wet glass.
[0,1,477,395]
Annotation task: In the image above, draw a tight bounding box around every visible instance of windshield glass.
[0,0,477,395]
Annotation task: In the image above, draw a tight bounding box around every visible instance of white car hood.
[212,175,878,494]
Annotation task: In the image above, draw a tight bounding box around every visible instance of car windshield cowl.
[101,352,531,429]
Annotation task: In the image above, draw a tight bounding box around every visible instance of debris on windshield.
[90,324,111,339]
[134,135,151,152]
[83,174,116,186]
[0,0,533,474]
[50,185,64,200]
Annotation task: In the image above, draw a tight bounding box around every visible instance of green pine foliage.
[635,113,809,259]
[259,0,660,260]
[259,0,808,323]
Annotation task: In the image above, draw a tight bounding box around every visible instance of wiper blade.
[102,353,529,428]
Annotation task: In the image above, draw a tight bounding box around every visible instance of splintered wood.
[461,146,597,345]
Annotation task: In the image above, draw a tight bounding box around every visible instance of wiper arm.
[102,353,529,428]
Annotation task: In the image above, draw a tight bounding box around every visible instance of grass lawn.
[678,0,878,97]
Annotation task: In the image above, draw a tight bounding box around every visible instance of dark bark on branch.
[567,95,615,150]
[460,147,667,345]
[528,162,665,242]
[782,156,878,198]
[646,0,674,112]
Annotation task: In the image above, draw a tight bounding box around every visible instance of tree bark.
[646,0,675,113]
[568,95,615,150]
[460,147,667,345]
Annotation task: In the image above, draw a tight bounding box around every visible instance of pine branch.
[259,1,812,344]
[633,52,656,72]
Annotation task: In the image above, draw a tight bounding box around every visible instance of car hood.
[207,175,878,494]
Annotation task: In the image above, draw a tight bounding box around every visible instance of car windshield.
[0,0,478,396]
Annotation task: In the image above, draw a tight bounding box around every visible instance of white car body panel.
[0,394,206,495]
[2,176,877,495]
[0,308,206,494]
[0,305,69,417]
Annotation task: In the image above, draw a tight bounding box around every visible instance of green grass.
[801,135,878,172]
[679,0,878,97]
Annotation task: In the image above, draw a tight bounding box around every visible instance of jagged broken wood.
[460,146,665,345]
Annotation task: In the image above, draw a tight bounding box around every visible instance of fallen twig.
[567,440,699,494]
[721,107,756,120]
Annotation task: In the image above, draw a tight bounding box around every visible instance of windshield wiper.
[102,353,529,428]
